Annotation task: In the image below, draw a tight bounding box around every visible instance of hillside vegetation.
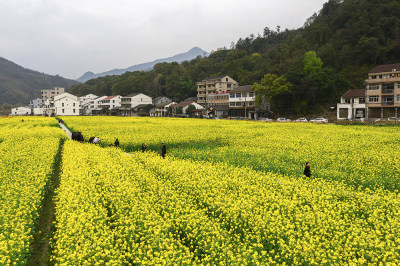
[0,57,78,108]
[68,0,400,114]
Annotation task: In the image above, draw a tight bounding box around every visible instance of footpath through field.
[58,122,72,139]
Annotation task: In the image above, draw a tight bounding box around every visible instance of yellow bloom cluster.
[0,117,65,264]
[62,117,400,191]
[54,140,400,264]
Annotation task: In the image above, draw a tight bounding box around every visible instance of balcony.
[382,88,394,94]
[382,101,394,106]
[197,87,205,92]
[197,93,205,98]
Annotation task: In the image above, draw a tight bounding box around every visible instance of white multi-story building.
[337,89,366,120]
[100,95,122,110]
[54,92,80,116]
[11,106,31,115]
[120,93,152,116]
[152,101,176,117]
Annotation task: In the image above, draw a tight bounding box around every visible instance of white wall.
[182,102,204,113]
[54,93,80,116]
[11,107,31,115]
[131,93,152,108]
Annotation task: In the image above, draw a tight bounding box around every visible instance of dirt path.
[28,139,64,266]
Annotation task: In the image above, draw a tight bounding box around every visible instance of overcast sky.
[0,0,327,80]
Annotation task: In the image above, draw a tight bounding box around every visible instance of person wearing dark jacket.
[114,139,119,147]
[303,162,311,177]
[141,143,146,152]
[161,143,166,158]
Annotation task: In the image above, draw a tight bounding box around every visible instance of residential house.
[54,92,80,116]
[120,93,152,116]
[228,85,259,119]
[153,96,172,105]
[79,94,98,115]
[86,96,108,115]
[207,105,229,118]
[100,95,122,110]
[337,89,366,120]
[11,106,31,115]
[29,98,42,109]
[41,87,64,101]
[197,76,238,107]
[175,100,204,115]
[365,63,400,118]
[151,101,176,117]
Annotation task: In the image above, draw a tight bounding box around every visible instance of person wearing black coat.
[114,139,119,147]
[161,143,166,158]
[141,143,146,152]
[303,162,312,177]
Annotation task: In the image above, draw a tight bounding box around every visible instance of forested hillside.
[68,0,400,114]
[0,57,78,107]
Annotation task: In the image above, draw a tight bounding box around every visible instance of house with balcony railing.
[365,63,400,118]
[337,89,366,120]
[196,76,238,107]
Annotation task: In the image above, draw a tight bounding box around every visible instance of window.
[227,84,231,88]
[249,92,254,97]
[226,78,228,82]
[51,92,55,94]
[235,93,241,98]
[242,93,247,98]
[249,101,254,106]
[236,102,242,107]
[359,97,365,104]
[62,109,64,113]
[369,85,379,90]
[379,75,383,79]
[369,96,379,102]
[62,103,64,107]
[230,93,235,98]
[398,84,400,89]
[113,100,115,103]
[397,95,400,102]
[345,99,350,104]
[73,103,75,107]
[371,75,376,79]
[73,109,75,113]
[229,102,235,107]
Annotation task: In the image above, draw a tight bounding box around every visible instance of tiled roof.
[369,63,400,74]
[103,95,117,100]
[204,75,226,81]
[176,100,196,107]
[342,89,365,98]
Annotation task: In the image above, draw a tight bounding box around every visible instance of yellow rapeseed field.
[63,116,400,191]
[53,140,400,264]
[0,117,65,264]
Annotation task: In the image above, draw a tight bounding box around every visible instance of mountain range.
[76,47,209,83]
[0,57,78,107]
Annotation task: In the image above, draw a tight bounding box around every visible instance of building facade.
[29,98,42,109]
[11,106,31,115]
[228,85,258,119]
[120,93,152,116]
[100,95,122,110]
[41,87,65,101]
[337,89,366,120]
[197,76,238,107]
[365,63,400,118]
[54,92,80,116]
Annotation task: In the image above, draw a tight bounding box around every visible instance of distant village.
[11,75,270,119]
[11,63,400,121]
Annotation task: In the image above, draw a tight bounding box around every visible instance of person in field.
[114,138,119,147]
[161,143,166,158]
[303,162,311,177]
[88,136,95,143]
[93,137,101,144]
[141,143,146,152]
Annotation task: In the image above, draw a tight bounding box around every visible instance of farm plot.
[0,117,65,264]
[53,141,400,265]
